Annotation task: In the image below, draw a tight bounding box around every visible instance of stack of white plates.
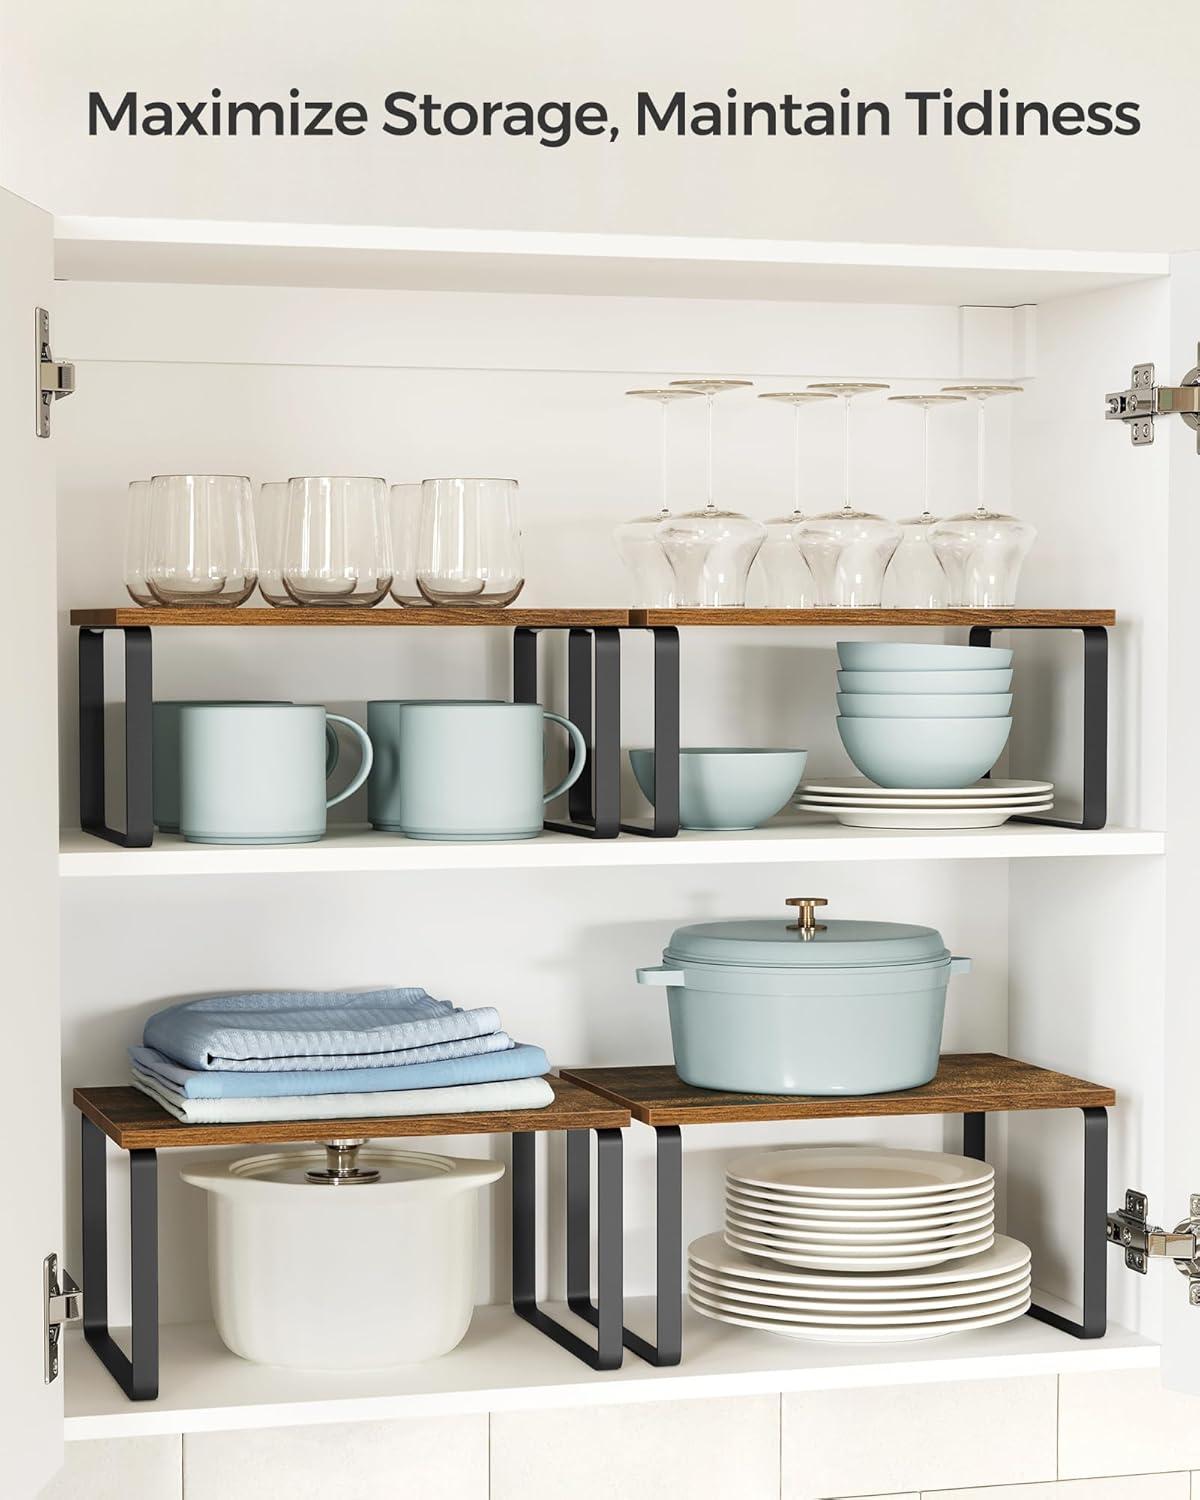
[688,1230,1032,1344]
[686,1145,1031,1342]
[796,776,1054,829]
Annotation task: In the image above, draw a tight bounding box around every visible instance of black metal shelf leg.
[80,1115,159,1400]
[1027,1106,1109,1339]
[968,623,1108,830]
[512,1128,624,1369]
[621,627,681,838]
[567,1124,683,1366]
[78,626,154,847]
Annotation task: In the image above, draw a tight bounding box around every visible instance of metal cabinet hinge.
[1106,1189,1200,1304]
[1105,349,1200,449]
[43,1252,83,1384]
[36,307,75,438]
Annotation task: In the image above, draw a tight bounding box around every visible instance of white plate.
[689,1279,1031,1327]
[725,1181,996,1216]
[799,777,1053,800]
[728,1146,994,1198]
[723,1226,995,1272]
[796,790,1052,808]
[726,1184,995,1226]
[807,807,1053,830]
[688,1288,1031,1343]
[691,1230,1029,1287]
[726,1219,995,1255]
[688,1264,1030,1313]
[723,1202,994,1242]
[688,1261,1031,1307]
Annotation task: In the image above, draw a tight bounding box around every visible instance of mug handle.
[325,723,340,779]
[543,712,588,805]
[324,715,374,808]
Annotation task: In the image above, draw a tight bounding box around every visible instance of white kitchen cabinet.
[4,188,1198,1490]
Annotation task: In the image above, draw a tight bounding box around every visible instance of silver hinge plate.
[43,1252,83,1384]
[1105,349,1200,450]
[35,307,75,439]
[1106,1189,1200,1304]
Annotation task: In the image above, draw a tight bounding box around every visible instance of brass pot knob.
[786,897,828,937]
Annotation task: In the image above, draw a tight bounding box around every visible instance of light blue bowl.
[837,716,1012,788]
[837,692,1013,719]
[836,642,1014,671]
[837,668,1014,694]
[630,748,808,831]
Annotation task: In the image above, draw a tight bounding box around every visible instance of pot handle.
[637,964,681,987]
[950,955,972,976]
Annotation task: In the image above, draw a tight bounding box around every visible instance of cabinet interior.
[52,231,1174,1433]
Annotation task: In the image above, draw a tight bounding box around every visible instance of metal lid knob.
[786,897,829,938]
[305,1138,381,1186]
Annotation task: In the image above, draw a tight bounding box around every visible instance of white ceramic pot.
[181,1145,504,1370]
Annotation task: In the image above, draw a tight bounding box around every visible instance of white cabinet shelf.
[57,821,1165,877]
[63,1300,1158,1441]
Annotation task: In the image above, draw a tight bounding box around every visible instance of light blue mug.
[178,704,372,845]
[367,699,586,841]
[152,700,340,832]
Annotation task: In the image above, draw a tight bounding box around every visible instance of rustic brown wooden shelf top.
[70,607,631,628]
[558,1054,1115,1127]
[629,608,1117,628]
[73,1076,629,1150]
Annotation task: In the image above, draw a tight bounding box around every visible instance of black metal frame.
[512,625,681,838]
[968,623,1108,830]
[511,1128,625,1370]
[78,626,154,847]
[80,1115,159,1400]
[962,1106,1108,1339]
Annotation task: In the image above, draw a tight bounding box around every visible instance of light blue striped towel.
[130,1041,549,1100]
[143,988,502,1072]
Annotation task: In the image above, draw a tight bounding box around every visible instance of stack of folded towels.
[129,988,554,1124]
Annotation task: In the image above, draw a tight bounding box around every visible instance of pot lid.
[232,1142,460,1188]
[663,898,948,969]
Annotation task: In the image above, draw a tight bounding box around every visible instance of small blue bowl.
[836,642,1014,672]
[630,748,808,830]
[837,716,1012,788]
[837,692,1013,719]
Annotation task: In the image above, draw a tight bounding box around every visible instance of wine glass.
[122,480,154,606]
[930,385,1035,607]
[753,391,836,607]
[881,394,966,608]
[794,384,900,607]
[656,377,764,607]
[145,475,257,608]
[614,387,702,606]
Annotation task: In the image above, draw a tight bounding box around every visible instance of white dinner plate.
[726,1217,995,1254]
[689,1279,1031,1327]
[687,1265,1030,1313]
[728,1146,994,1198]
[688,1261,1031,1307]
[690,1231,1029,1288]
[723,1226,995,1272]
[725,1181,996,1217]
[687,1287,1031,1343]
[804,807,1053,830]
[725,1185,995,1226]
[723,1203,994,1243]
[796,790,1052,808]
[799,777,1054,800]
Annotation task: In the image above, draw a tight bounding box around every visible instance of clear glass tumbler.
[255,481,295,607]
[417,478,524,607]
[123,479,154,606]
[283,476,393,607]
[145,474,257,608]
[388,482,428,606]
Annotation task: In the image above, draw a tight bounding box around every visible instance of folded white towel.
[133,1070,554,1123]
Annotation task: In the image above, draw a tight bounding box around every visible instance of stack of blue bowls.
[835,642,1015,789]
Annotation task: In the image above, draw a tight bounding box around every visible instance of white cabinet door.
[0,185,64,1494]
[1161,248,1200,1392]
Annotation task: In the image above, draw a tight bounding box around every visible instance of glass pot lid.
[662,898,949,970]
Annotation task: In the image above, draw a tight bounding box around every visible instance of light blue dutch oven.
[637,897,970,1096]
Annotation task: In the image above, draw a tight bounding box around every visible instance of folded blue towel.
[130,1041,549,1099]
[144,988,502,1072]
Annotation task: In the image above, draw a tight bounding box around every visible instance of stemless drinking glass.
[283,476,393,607]
[389,482,428,606]
[614,387,702,606]
[145,475,257,608]
[255,481,295,607]
[123,479,154,606]
[881,394,965,608]
[417,478,524,608]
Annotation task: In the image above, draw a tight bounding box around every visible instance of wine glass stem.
[705,392,715,508]
[922,404,931,518]
[976,397,987,516]
[659,399,669,511]
[841,396,852,513]
[792,403,802,513]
